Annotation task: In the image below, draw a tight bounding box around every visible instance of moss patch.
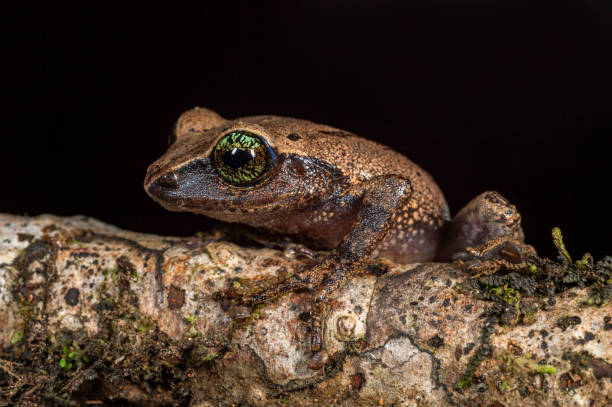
[0,232,223,406]
[454,228,612,389]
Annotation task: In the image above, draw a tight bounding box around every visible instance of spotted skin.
[145,107,534,368]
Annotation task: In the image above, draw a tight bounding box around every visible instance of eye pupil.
[222,148,255,169]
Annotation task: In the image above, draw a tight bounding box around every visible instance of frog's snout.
[145,171,180,203]
[144,158,220,211]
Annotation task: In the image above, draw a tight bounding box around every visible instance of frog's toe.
[461,237,536,262]
[456,238,539,276]
[485,240,537,263]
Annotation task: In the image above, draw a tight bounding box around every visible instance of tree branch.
[1,214,610,406]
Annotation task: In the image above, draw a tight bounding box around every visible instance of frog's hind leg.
[435,191,536,262]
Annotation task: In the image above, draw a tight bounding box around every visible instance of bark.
[0,214,610,406]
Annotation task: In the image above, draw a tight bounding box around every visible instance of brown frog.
[144,107,534,368]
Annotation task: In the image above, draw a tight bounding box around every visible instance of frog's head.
[144,107,348,222]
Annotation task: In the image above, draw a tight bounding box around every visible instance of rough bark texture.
[0,214,610,406]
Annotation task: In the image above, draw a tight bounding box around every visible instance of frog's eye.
[211,131,275,186]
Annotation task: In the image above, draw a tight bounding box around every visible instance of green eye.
[212,131,275,186]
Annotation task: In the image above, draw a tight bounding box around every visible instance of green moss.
[576,253,593,270]
[103,267,119,284]
[17,249,26,267]
[251,303,266,320]
[59,357,72,370]
[58,342,81,371]
[500,354,515,374]
[136,316,155,332]
[189,344,219,366]
[71,237,85,248]
[455,376,471,390]
[498,351,557,380]
[552,227,572,263]
[585,293,610,306]
[3,233,210,405]
[537,365,556,374]
[489,285,520,311]
[10,331,24,344]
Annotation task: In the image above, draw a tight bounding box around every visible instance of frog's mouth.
[145,155,340,215]
[147,176,302,214]
[145,158,233,212]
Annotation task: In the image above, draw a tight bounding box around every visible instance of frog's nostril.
[156,173,180,190]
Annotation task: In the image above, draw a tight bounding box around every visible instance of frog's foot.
[437,191,533,262]
[455,237,538,275]
[457,236,536,262]
[235,260,352,370]
[236,261,330,307]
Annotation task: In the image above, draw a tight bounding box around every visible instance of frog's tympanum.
[145,107,535,368]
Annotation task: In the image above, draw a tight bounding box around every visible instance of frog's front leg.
[240,175,412,367]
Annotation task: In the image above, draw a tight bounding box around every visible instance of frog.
[144,107,535,368]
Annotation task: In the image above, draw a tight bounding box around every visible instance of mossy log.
[0,214,610,406]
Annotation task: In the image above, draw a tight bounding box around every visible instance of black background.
[3,2,611,259]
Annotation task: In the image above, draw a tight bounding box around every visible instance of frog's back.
[325,131,450,262]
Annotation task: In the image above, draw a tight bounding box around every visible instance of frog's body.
[145,107,532,368]
[146,109,454,262]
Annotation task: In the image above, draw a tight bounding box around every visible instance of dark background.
[3,2,611,259]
